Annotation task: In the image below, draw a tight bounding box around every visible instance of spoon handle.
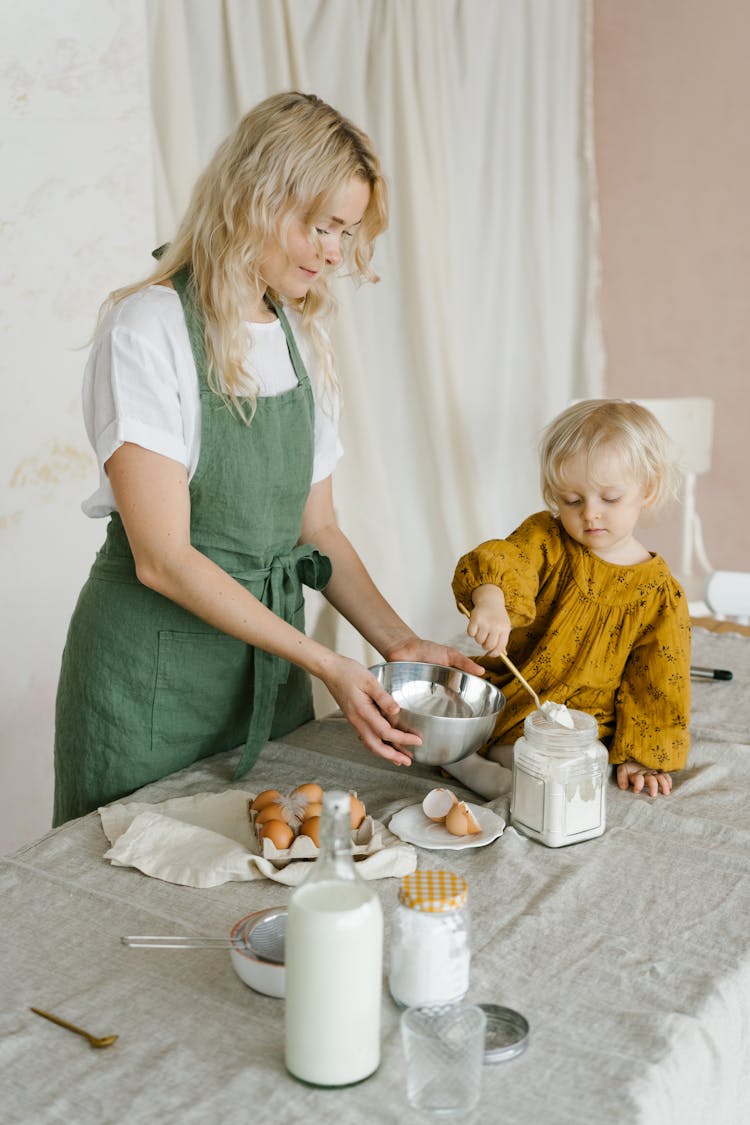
[458,604,541,708]
[494,651,542,710]
[121,935,233,949]
[31,1007,96,1043]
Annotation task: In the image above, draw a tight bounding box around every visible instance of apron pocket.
[151,630,252,767]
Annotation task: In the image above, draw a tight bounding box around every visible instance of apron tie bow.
[233,544,332,778]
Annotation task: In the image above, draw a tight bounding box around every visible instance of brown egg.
[254,803,287,827]
[291,782,324,804]
[302,801,323,820]
[445,801,482,837]
[259,819,295,849]
[250,789,282,813]
[349,792,366,830]
[299,816,321,847]
[422,787,458,823]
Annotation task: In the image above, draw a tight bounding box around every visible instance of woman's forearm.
[107,443,336,679]
[136,543,338,679]
[306,522,418,658]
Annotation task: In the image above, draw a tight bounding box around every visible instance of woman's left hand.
[385,638,486,678]
[616,760,673,797]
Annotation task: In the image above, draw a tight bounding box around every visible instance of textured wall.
[594,0,750,582]
[0,1,154,852]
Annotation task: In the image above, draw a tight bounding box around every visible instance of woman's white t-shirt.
[81,285,343,517]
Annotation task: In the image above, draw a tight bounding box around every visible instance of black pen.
[690,666,733,681]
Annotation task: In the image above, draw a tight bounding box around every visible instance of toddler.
[450,399,690,799]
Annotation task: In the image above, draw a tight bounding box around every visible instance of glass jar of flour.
[389,870,470,1009]
[510,710,609,847]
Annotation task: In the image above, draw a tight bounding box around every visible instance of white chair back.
[632,397,714,477]
[631,397,714,581]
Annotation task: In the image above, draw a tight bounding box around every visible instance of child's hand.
[616,760,673,797]
[465,585,512,657]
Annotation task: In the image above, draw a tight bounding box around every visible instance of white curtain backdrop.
[147,0,603,712]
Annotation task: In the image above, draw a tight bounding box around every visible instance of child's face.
[554,447,654,562]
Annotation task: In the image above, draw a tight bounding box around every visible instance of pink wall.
[594,0,749,580]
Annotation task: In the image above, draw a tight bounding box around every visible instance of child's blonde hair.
[540,399,680,513]
[103,91,388,419]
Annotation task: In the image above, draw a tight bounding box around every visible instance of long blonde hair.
[104,91,388,419]
[540,399,680,513]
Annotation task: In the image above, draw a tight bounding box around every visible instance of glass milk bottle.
[284,790,383,1086]
[510,709,609,847]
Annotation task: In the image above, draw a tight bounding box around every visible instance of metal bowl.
[370,661,505,766]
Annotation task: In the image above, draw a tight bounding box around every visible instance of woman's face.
[259,175,371,300]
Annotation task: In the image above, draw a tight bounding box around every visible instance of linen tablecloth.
[1,626,749,1124]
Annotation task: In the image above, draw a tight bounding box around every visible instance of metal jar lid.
[479,1004,530,1063]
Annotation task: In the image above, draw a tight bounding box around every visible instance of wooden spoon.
[458,605,542,702]
[458,604,572,725]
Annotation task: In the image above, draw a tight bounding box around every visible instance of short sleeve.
[81,288,197,517]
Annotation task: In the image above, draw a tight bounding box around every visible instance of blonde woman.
[452,399,690,800]
[54,92,480,825]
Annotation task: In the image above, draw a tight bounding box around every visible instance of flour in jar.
[540,700,575,728]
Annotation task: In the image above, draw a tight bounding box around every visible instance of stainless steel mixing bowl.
[369,661,505,766]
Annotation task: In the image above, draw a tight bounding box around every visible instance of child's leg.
[443,751,511,800]
[486,742,514,769]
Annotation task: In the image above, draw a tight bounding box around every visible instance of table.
[2,627,750,1124]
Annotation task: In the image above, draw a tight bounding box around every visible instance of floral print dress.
[452,511,691,770]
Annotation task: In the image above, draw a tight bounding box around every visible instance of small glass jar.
[510,709,609,848]
[389,869,470,1009]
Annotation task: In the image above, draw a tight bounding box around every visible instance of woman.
[54,91,480,824]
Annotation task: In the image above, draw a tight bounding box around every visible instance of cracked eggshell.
[422,787,459,823]
[445,801,482,837]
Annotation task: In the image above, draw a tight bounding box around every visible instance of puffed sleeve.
[452,512,564,628]
[608,581,691,771]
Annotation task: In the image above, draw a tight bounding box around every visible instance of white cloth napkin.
[99,790,417,888]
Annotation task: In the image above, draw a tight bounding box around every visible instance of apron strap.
[265,295,310,389]
[171,265,211,383]
[233,544,332,779]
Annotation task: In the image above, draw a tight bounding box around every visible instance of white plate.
[388,802,505,850]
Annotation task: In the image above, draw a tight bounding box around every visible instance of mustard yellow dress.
[452,511,691,771]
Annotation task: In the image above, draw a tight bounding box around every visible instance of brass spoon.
[458,612,557,715]
[30,1007,118,1049]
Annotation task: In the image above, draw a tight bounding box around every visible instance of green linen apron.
[53,270,331,825]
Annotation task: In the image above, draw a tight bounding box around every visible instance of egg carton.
[252,814,386,868]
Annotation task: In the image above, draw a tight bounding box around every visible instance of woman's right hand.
[320,655,420,766]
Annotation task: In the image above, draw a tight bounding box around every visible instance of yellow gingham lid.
[398,869,468,912]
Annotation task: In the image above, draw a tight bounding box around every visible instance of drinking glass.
[401,1003,486,1115]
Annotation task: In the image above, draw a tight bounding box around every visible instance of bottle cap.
[322,790,350,816]
[398,869,468,912]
